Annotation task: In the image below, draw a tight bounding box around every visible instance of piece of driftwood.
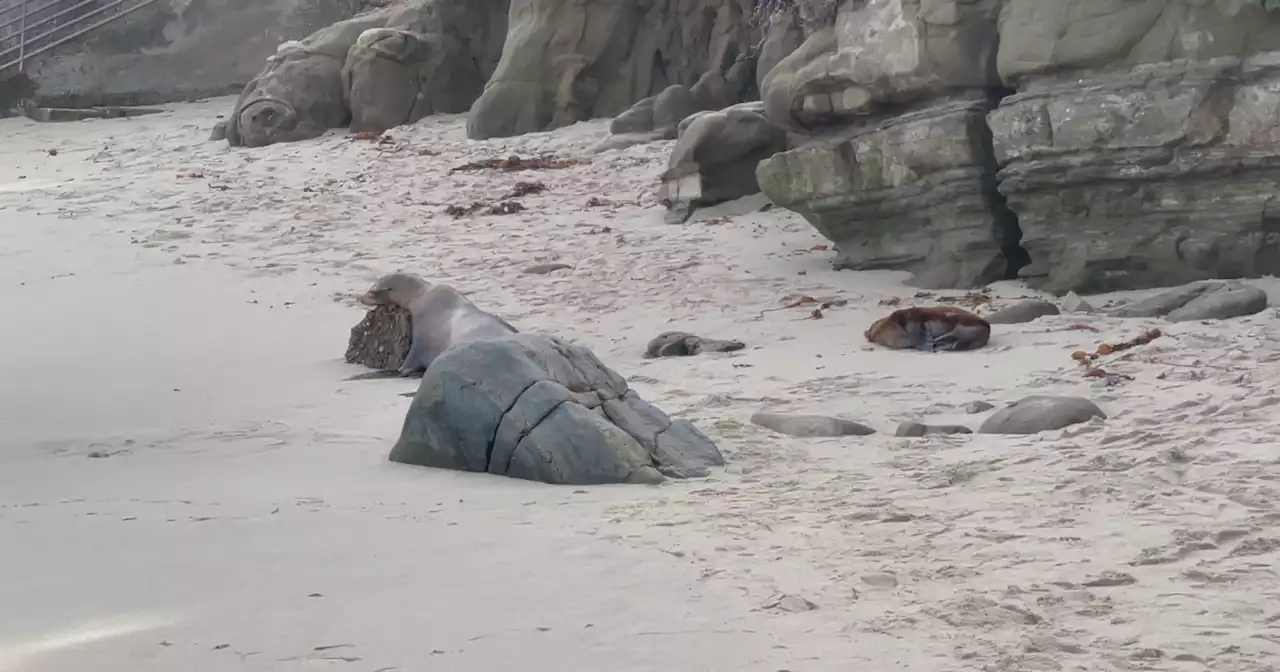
[345,305,412,370]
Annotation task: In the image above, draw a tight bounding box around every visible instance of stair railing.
[0,0,167,77]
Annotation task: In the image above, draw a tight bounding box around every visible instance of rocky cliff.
[754,0,1280,294]
[466,0,762,139]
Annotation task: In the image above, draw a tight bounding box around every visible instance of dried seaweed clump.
[345,305,413,370]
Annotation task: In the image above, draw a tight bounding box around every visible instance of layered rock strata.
[755,0,1021,288]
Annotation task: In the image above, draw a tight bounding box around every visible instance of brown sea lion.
[865,306,990,352]
[355,273,518,377]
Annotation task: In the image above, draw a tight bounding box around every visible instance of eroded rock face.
[390,334,724,485]
[991,36,1280,292]
[755,0,1020,288]
[466,0,759,140]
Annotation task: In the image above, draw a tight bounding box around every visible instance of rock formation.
[390,334,725,485]
[466,0,761,140]
[217,0,507,147]
[755,0,1019,288]
[752,0,1280,294]
[989,3,1280,293]
[660,102,787,219]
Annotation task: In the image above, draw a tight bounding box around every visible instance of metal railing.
[0,0,166,77]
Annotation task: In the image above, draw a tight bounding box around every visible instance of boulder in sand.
[978,396,1106,435]
[391,333,724,485]
[984,300,1059,325]
[751,412,876,438]
[895,422,972,438]
[224,43,351,147]
[659,102,787,221]
[342,28,436,134]
[1109,280,1268,322]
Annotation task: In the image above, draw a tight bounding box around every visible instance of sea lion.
[355,273,518,377]
[865,306,990,352]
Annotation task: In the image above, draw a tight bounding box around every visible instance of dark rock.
[345,304,412,371]
[390,334,724,485]
[644,332,745,358]
[964,401,995,414]
[609,96,656,135]
[978,396,1106,435]
[652,85,697,137]
[985,300,1060,325]
[523,263,573,275]
[895,422,973,438]
[750,412,875,438]
[690,71,734,113]
[660,102,786,214]
[1108,280,1268,322]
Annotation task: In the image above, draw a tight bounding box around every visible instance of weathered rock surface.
[390,334,724,485]
[991,54,1280,293]
[750,412,875,438]
[755,0,1280,294]
[222,0,507,146]
[978,396,1106,435]
[466,0,760,139]
[985,300,1059,325]
[345,304,412,370]
[661,102,787,219]
[756,0,1021,288]
[895,422,972,438]
[1109,281,1269,322]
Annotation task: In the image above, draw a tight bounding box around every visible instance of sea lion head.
[360,273,431,308]
[237,98,300,148]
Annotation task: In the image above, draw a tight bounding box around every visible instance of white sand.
[2,99,1280,671]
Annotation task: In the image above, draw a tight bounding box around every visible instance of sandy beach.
[3,98,1280,671]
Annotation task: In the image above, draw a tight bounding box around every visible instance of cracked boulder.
[389,333,724,485]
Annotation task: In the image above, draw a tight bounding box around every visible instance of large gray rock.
[755,0,1023,288]
[342,28,435,134]
[391,334,724,485]
[465,0,760,139]
[660,102,787,218]
[1109,281,1269,322]
[224,41,354,147]
[750,413,875,438]
[978,396,1106,435]
[988,1,1280,294]
[222,0,507,147]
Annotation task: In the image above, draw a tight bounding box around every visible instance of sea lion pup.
[357,273,518,377]
[865,306,991,352]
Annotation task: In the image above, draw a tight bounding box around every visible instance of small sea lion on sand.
[352,273,518,378]
[865,306,990,352]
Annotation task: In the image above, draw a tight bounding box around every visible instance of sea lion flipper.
[343,369,404,381]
